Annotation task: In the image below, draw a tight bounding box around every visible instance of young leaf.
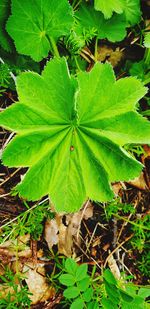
[76,264,88,281]
[77,277,90,292]
[0,0,13,52]
[103,269,117,285]
[0,58,149,213]
[94,0,124,19]
[65,258,78,275]
[63,286,80,299]
[6,0,74,61]
[75,3,127,42]
[70,298,84,309]
[83,287,93,302]
[59,274,75,287]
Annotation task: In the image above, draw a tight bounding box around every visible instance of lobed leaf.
[75,3,127,42]
[94,0,124,19]
[6,0,74,61]
[0,57,149,213]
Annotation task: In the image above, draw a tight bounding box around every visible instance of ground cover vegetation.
[0,0,150,308]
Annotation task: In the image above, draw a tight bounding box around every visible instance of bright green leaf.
[63,286,80,299]
[77,277,90,291]
[6,0,74,61]
[103,269,117,285]
[59,274,75,287]
[83,287,93,302]
[0,58,149,213]
[75,3,127,42]
[70,298,84,309]
[94,0,124,19]
[76,264,88,281]
[119,289,134,302]
[65,259,78,275]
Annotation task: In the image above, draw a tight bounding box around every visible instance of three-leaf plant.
[0,57,150,213]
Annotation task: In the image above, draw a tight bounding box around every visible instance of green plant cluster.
[58,258,150,308]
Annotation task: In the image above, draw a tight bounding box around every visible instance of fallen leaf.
[45,202,93,257]
[23,263,55,305]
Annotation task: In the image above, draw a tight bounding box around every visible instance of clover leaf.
[6,0,74,61]
[0,57,150,213]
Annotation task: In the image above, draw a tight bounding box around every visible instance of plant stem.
[49,37,60,58]
[144,48,150,66]
[113,213,150,231]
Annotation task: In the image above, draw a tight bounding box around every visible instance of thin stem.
[144,48,150,65]
[0,57,16,82]
[49,37,60,58]
[113,213,150,231]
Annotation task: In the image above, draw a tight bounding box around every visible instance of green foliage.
[94,0,141,25]
[0,57,150,212]
[59,258,96,308]
[75,2,127,42]
[131,214,150,251]
[6,0,74,61]
[94,0,124,19]
[59,259,150,308]
[0,268,31,308]
[0,202,53,243]
[0,0,13,52]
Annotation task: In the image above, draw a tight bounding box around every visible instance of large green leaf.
[75,3,127,42]
[0,58,149,213]
[94,0,124,19]
[0,0,13,52]
[94,0,141,25]
[6,0,74,61]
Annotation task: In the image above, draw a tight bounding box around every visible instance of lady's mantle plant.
[0,57,150,212]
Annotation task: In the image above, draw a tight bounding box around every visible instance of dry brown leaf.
[45,202,93,257]
[44,219,59,249]
[23,263,55,305]
[127,172,148,190]
[97,45,124,67]
[107,253,121,280]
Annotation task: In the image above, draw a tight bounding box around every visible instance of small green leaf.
[138,287,150,299]
[103,269,117,285]
[70,298,84,309]
[102,297,118,309]
[83,287,93,302]
[76,264,88,281]
[59,274,75,286]
[6,0,74,61]
[119,289,134,302]
[63,287,80,299]
[78,277,90,291]
[65,258,78,275]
